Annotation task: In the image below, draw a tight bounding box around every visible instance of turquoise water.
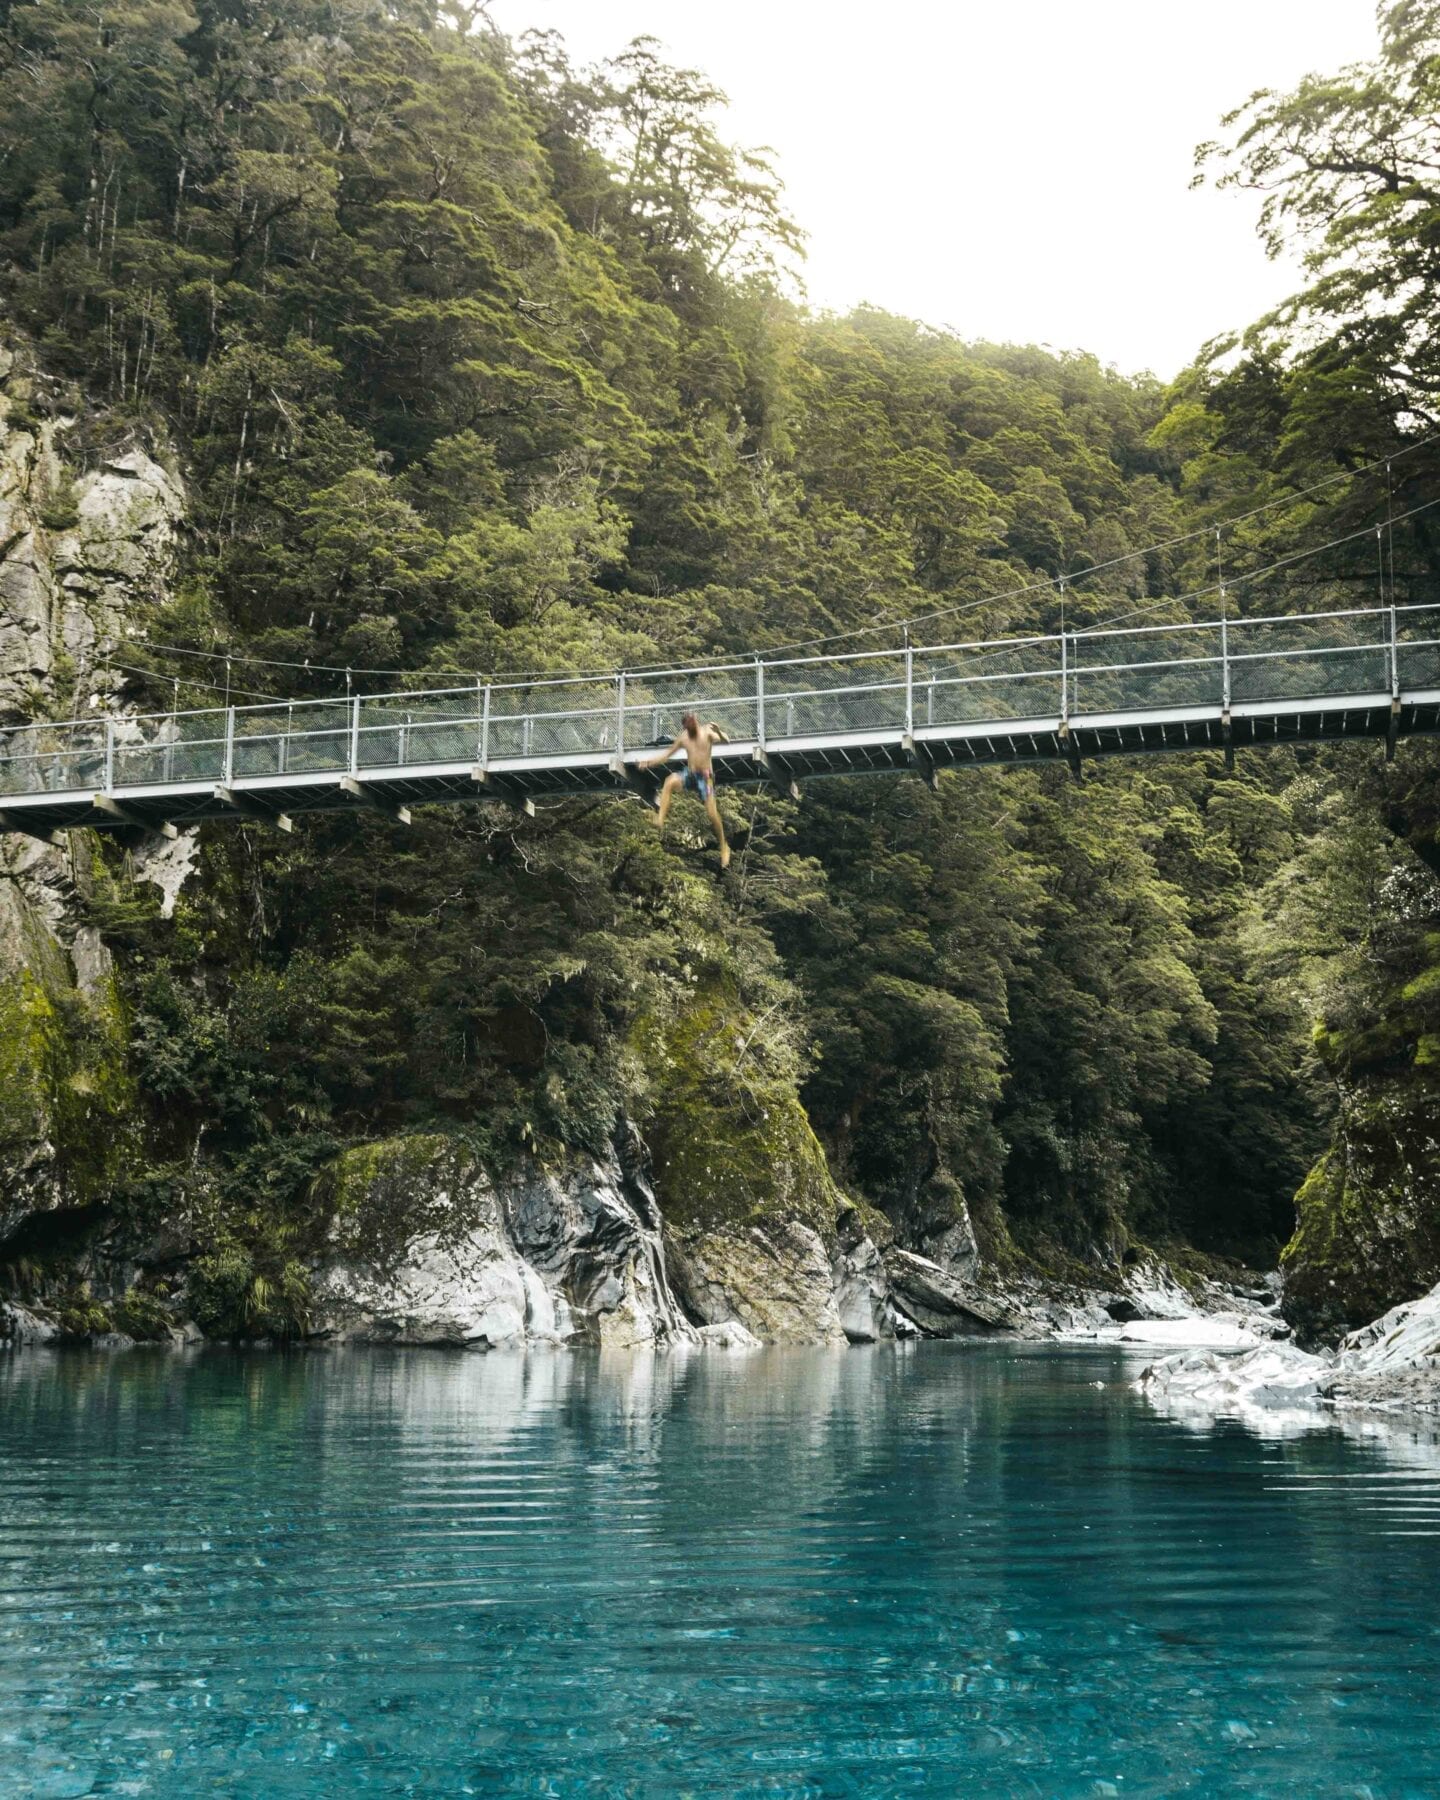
[2,1345,1439,1799]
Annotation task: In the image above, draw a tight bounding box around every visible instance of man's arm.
[706,722,731,745]
[638,734,685,771]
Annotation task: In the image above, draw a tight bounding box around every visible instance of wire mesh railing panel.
[356,691,481,770]
[1077,622,1215,667]
[623,694,759,752]
[913,641,1061,725]
[764,655,908,738]
[232,701,353,778]
[1397,607,1440,690]
[620,667,756,751]
[1227,614,1390,702]
[0,722,107,795]
[488,678,616,761]
[484,678,617,762]
[1070,626,1223,714]
[113,710,229,787]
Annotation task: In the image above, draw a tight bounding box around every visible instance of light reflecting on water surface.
[2,1343,1440,1798]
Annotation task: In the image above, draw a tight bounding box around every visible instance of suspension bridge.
[1,601,1438,843]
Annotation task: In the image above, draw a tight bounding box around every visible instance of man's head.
[681,711,699,735]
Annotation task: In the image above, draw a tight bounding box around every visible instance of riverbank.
[0,1236,1288,1356]
[1138,1279,1440,1422]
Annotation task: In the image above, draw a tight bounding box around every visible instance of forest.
[0,0,1437,1342]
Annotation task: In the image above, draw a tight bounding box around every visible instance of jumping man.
[641,712,731,868]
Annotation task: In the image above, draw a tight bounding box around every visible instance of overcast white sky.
[485,0,1380,380]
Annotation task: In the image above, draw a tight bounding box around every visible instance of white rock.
[310,1143,699,1350]
[1336,1286,1440,1375]
[1107,1315,1266,1351]
[695,1320,762,1349]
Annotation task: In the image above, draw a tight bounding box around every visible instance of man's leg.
[704,793,730,868]
[655,772,683,832]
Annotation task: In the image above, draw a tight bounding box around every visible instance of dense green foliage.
[1,0,1437,1324]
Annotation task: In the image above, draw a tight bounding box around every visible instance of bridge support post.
[901,732,940,792]
[93,794,178,839]
[103,718,115,792]
[1222,710,1234,774]
[1390,604,1400,702]
[469,767,535,818]
[1386,697,1401,764]
[339,775,410,824]
[0,812,65,847]
[753,747,799,801]
[214,786,293,832]
[610,752,659,808]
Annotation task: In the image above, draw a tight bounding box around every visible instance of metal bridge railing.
[3,601,1440,801]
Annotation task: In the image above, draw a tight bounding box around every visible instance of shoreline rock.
[1137,1279,1440,1422]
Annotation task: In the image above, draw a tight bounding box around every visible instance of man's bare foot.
[720,844,731,869]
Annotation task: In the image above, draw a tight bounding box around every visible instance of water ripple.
[3,1343,1440,1798]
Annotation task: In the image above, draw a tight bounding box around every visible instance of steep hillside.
[0,1,1435,1344]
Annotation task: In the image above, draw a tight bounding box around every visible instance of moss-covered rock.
[0,857,136,1240]
[1282,886,1440,1346]
[634,988,858,1341]
[312,1132,478,1270]
[636,992,841,1238]
[306,1132,698,1347]
[1282,1081,1440,1344]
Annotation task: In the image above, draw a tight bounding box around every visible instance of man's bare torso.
[681,723,722,773]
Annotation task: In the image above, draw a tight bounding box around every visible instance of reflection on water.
[3,1342,1440,1798]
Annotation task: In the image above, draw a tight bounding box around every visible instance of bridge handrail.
[3,599,1440,805]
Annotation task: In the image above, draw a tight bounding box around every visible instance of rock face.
[1282,1079,1440,1346]
[0,831,135,1241]
[881,1246,1027,1336]
[308,1135,700,1348]
[666,1218,849,1345]
[0,345,183,718]
[307,1136,1027,1351]
[1138,1277,1440,1419]
[0,340,184,1249]
[0,1300,60,1346]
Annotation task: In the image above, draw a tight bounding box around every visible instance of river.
[2,1342,1438,1797]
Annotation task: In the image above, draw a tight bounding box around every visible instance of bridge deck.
[2,602,1438,839]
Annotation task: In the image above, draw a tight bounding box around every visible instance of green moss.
[0,967,136,1213]
[1282,1091,1440,1344]
[310,1132,493,1271]
[634,992,841,1239]
[37,478,80,532]
[188,1242,312,1340]
[0,971,56,1165]
[112,1288,177,1341]
[55,1292,113,1338]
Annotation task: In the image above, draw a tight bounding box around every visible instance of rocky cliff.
[1280,861,1440,1346]
[0,336,184,1250]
